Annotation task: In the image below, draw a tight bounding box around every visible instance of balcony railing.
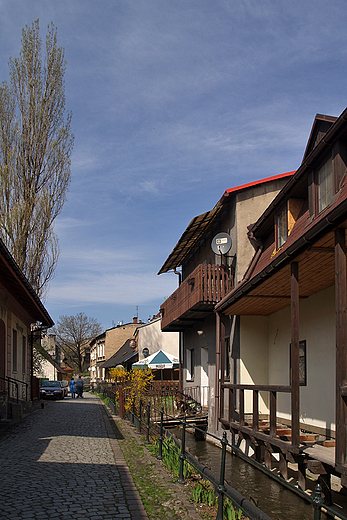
[161,263,232,331]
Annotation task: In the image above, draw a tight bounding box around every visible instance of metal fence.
[98,385,269,520]
[0,376,28,403]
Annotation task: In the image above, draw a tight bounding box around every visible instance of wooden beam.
[308,247,334,253]
[291,262,300,448]
[335,227,347,466]
[243,294,308,300]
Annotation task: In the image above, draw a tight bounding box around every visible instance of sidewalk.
[0,392,148,519]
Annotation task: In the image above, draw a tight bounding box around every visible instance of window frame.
[12,329,18,373]
[290,340,307,387]
[275,203,288,250]
[186,348,195,381]
[22,336,26,374]
[316,157,334,214]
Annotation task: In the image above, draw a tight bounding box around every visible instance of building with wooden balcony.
[215,109,347,497]
[158,171,293,409]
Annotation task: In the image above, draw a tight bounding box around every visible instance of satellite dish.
[211,232,232,255]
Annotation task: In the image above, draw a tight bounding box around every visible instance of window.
[290,340,307,386]
[317,159,333,212]
[276,204,288,249]
[186,348,194,381]
[22,336,26,374]
[224,337,230,380]
[12,329,17,372]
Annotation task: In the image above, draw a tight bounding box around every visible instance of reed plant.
[159,436,245,519]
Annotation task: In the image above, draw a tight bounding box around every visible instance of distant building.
[90,318,140,383]
[34,333,65,382]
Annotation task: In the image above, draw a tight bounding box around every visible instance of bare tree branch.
[52,313,103,373]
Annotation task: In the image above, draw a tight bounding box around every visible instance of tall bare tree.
[0,20,74,297]
[53,313,103,373]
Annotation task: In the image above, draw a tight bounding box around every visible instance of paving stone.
[0,393,148,520]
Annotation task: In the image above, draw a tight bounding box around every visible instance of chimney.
[133,317,138,324]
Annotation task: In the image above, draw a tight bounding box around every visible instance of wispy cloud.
[1,0,347,328]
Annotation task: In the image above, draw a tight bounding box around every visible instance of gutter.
[216,196,347,313]
[0,238,53,327]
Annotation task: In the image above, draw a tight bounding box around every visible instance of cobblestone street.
[0,393,148,520]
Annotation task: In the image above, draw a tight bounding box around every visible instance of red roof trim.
[225,171,295,196]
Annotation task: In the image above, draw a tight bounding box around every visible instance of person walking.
[76,375,84,398]
[69,377,76,398]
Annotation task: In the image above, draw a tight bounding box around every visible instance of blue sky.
[1,1,347,330]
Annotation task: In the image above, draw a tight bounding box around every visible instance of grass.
[114,419,195,519]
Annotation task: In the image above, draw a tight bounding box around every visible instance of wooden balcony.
[160,264,232,331]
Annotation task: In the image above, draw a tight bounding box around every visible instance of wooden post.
[253,390,259,431]
[279,452,288,480]
[291,262,300,448]
[270,391,277,437]
[335,227,347,467]
[240,389,245,426]
[229,388,234,423]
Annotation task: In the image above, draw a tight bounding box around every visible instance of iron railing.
[0,376,28,403]
[98,385,347,520]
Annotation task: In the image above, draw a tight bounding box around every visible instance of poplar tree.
[0,20,74,298]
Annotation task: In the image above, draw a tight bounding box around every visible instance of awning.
[99,339,138,369]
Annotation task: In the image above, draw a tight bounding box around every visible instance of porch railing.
[221,383,298,447]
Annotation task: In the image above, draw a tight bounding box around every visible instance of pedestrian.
[69,377,76,398]
[76,375,83,398]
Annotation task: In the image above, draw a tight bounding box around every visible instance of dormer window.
[317,158,333,212]
[275,199,304,251]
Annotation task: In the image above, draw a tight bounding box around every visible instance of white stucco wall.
[238,285,336,433]
[240,315,269,413]
[266,285,335,433]
[136,318,179,360]
[235,182,288,284]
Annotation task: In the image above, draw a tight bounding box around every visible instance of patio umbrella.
[132,350,179,370]
[132,350,179,390]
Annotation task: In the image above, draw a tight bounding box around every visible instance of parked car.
[40,380,64,400]
[59,380,69,397]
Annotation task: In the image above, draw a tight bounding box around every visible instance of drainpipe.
[174,269,183,392]
[215,311,221,431]
[30,328,34,401]
[173,269,182,285]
